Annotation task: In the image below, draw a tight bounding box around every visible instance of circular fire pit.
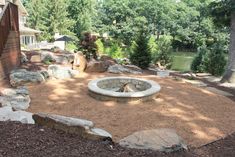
[88,77,161,102]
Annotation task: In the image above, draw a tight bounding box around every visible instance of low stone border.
[88,77,161,102]
[33,113,112,141]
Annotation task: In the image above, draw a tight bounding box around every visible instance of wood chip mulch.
[0,121,234,157]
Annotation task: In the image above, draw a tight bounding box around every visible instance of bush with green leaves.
[204,44,227,76]
[191,43,227,76]
[95,39,105,55]
[129,31,152,69]
[104,42,125,59]
[153,36,173,68]
[191,45,208,73]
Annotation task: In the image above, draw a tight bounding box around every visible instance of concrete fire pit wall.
[88,77,161,102]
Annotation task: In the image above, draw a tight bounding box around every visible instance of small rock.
[48,65,78,79]
[21,52,28,63]
[119,129,187,153]
[86,128,112,140]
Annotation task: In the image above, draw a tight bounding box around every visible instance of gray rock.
[40,51,55,62]
[54,54,74,64]
[119,129,187,153]
[205,87,233,97]
[33,113,113,141]
[108,64,142,74]
[86,128,112,140]
[10,69,46,87]
[21,52,28,63]
[157,70,170,77]
[0,86,31,110]
[0,106,34,124]
[48,65,78,79]
[33,113,94,134]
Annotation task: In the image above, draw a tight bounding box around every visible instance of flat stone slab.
[48,65,78,79]
[205,87,233,97]
[119,129,187,152]
[183,79,207,87]
[0,106,34,124]
[33,113,112,141]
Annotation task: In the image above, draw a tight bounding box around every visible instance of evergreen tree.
[25,0,74,41]
[130,30,152,69]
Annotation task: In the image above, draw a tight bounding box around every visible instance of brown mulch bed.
[0,121,234,157]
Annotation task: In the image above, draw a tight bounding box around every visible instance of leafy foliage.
[204,44,227,76]
[152,36,173,68]
[191,45,208,73]
[130,30,152,69]
[79,32,98,60]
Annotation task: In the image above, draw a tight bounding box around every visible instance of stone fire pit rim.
[88,77,161,98]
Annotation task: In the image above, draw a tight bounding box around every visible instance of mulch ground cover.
[0,121,234,157]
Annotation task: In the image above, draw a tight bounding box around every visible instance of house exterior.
[0,0,40,47]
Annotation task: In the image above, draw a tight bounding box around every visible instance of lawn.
[171,52,196,72]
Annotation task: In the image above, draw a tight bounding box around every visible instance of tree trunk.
[221,12,235,83]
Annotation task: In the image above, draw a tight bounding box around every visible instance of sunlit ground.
[27,72,235,147]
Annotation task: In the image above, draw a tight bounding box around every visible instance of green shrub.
[191,45,208,73]
[66,42,78,52]
[129,30,151,69]
[95,39,105,55]
[105,42,125,59]
[148,36,158,60]
[204,44,227,76]
[154,36,173,68]
[191,43,227,76]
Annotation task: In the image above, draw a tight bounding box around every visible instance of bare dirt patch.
[27,72,235,147]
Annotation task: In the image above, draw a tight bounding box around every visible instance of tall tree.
[25,0,74,41]
[68,0,97,37]
[211,0,235,83]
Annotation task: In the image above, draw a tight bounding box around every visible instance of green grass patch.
[170,52,196,72]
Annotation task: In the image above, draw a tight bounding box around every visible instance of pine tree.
[25,0,74,41]
[130,30,152,69]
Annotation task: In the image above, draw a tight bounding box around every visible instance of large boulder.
[0,106,34,124]
[54,53,75,65]
[33,113,112,140]
[119,129,187,153]
[100,55,117,67]
[85,61,108,73]
[123,65,142,73]
[48,65,78,79]
[40,51,56,62]
[10,69,46,87]
[73,52,87,72]
[108,64,142,74]
[0,86,31,110]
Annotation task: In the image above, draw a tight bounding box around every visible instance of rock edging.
[33,113,112,141]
